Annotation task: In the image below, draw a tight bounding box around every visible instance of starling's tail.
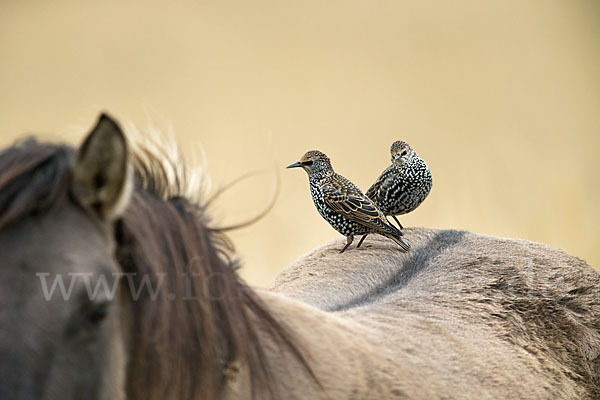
[375,216,410,252]
[386,233,411,252]
[381,223,410,252]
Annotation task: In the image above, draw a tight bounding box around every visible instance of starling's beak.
[286,161,303,169]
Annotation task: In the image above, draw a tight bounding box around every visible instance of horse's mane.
[0,134,314,399]
[0,139,72,229]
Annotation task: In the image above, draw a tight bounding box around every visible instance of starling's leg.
[356,234,368,248]
[339,235,354,254]
[392,215,404,229]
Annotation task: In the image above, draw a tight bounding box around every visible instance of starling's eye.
[303,160,314,166]
[400,151,407,157]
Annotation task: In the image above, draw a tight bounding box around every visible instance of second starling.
[366,140,432,229]
[287,150,410,253]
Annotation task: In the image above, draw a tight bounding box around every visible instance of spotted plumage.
[287,150,410,253]
[366,141,432,229]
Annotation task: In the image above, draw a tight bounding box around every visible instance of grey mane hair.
[122,120,212,204]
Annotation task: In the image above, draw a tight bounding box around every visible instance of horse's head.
[0,115,132,399]
[0,113,317,400]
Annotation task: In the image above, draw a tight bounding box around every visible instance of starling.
[287,150,410,253]
[366,141,432,229]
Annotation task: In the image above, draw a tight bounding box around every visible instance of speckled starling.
[366,140,432,229]
[287,150,410,253]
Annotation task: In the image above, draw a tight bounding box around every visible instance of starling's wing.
[378,166,410,207]
[366,166,393,202]
[322,177,399,235]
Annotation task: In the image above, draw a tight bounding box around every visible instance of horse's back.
[269,227,600,398]
[270,227,596,311]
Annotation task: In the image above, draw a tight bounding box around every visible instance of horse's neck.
[224,290,398,400]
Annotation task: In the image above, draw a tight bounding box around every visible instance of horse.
[0,114,598,399]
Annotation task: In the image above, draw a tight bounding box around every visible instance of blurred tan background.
[1,0,598,286]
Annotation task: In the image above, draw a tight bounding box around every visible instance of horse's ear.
[71,113,132,221]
